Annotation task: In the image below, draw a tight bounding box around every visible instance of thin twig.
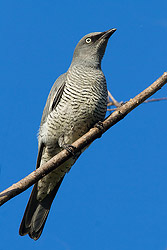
[107,101,114,106]
[107,97,167,110]
[108,90,122,107]
[144,97,167,103]
[107,107,117,111]
[0,72,167,206]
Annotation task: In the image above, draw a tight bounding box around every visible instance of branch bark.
[107,97,167,111]
[0,72,167,206]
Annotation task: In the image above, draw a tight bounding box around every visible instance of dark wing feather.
[19,177,64,240]
[19,143,65,240]
[51,81,65,111]
[19,73,67,240]
[40,73,67,127]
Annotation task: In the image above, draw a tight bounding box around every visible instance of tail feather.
[19,177,64,240]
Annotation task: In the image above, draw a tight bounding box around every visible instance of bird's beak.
[101,28,117,40]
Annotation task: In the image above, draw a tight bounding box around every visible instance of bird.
[19,28,116,240]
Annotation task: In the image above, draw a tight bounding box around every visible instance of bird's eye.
[85,37,92,44]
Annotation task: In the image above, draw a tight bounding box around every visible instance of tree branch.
[107,93,167,110]
[0,72,167,206]
[107,90,122,107]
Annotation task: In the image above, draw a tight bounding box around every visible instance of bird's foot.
[62,144,77,157]
[94,121,104,138]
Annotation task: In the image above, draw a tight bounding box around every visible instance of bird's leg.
[94,121,104,138]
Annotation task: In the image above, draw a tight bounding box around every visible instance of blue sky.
[0,1,167,249]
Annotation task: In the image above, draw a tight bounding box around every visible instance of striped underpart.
[37,64,107,201]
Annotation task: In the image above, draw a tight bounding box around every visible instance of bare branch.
[143,97,167,103]
[0,72,167,206]
[107,107,117,111]
[108,90,122,107]
[107,96,167,110]
[107,101,114,106]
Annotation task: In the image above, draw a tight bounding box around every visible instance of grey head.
[71,28,116,68]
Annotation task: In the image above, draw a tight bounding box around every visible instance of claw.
[94,121,104,130]
[62,144,77,157]
[94,121,104,138]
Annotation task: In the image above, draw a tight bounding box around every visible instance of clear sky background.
[0,1,167,250]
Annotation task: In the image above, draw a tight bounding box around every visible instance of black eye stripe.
[85,33,103,44]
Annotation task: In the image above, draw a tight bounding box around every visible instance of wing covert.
[40,73,67,127]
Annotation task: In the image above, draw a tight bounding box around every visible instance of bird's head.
[72,28,116,68]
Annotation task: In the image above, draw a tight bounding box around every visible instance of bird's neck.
[71,57,102,70]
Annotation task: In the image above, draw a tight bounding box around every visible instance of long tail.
[19,177,64,240]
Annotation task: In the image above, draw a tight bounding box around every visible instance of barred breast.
[37,64,107,200]
[47,64,107,144]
